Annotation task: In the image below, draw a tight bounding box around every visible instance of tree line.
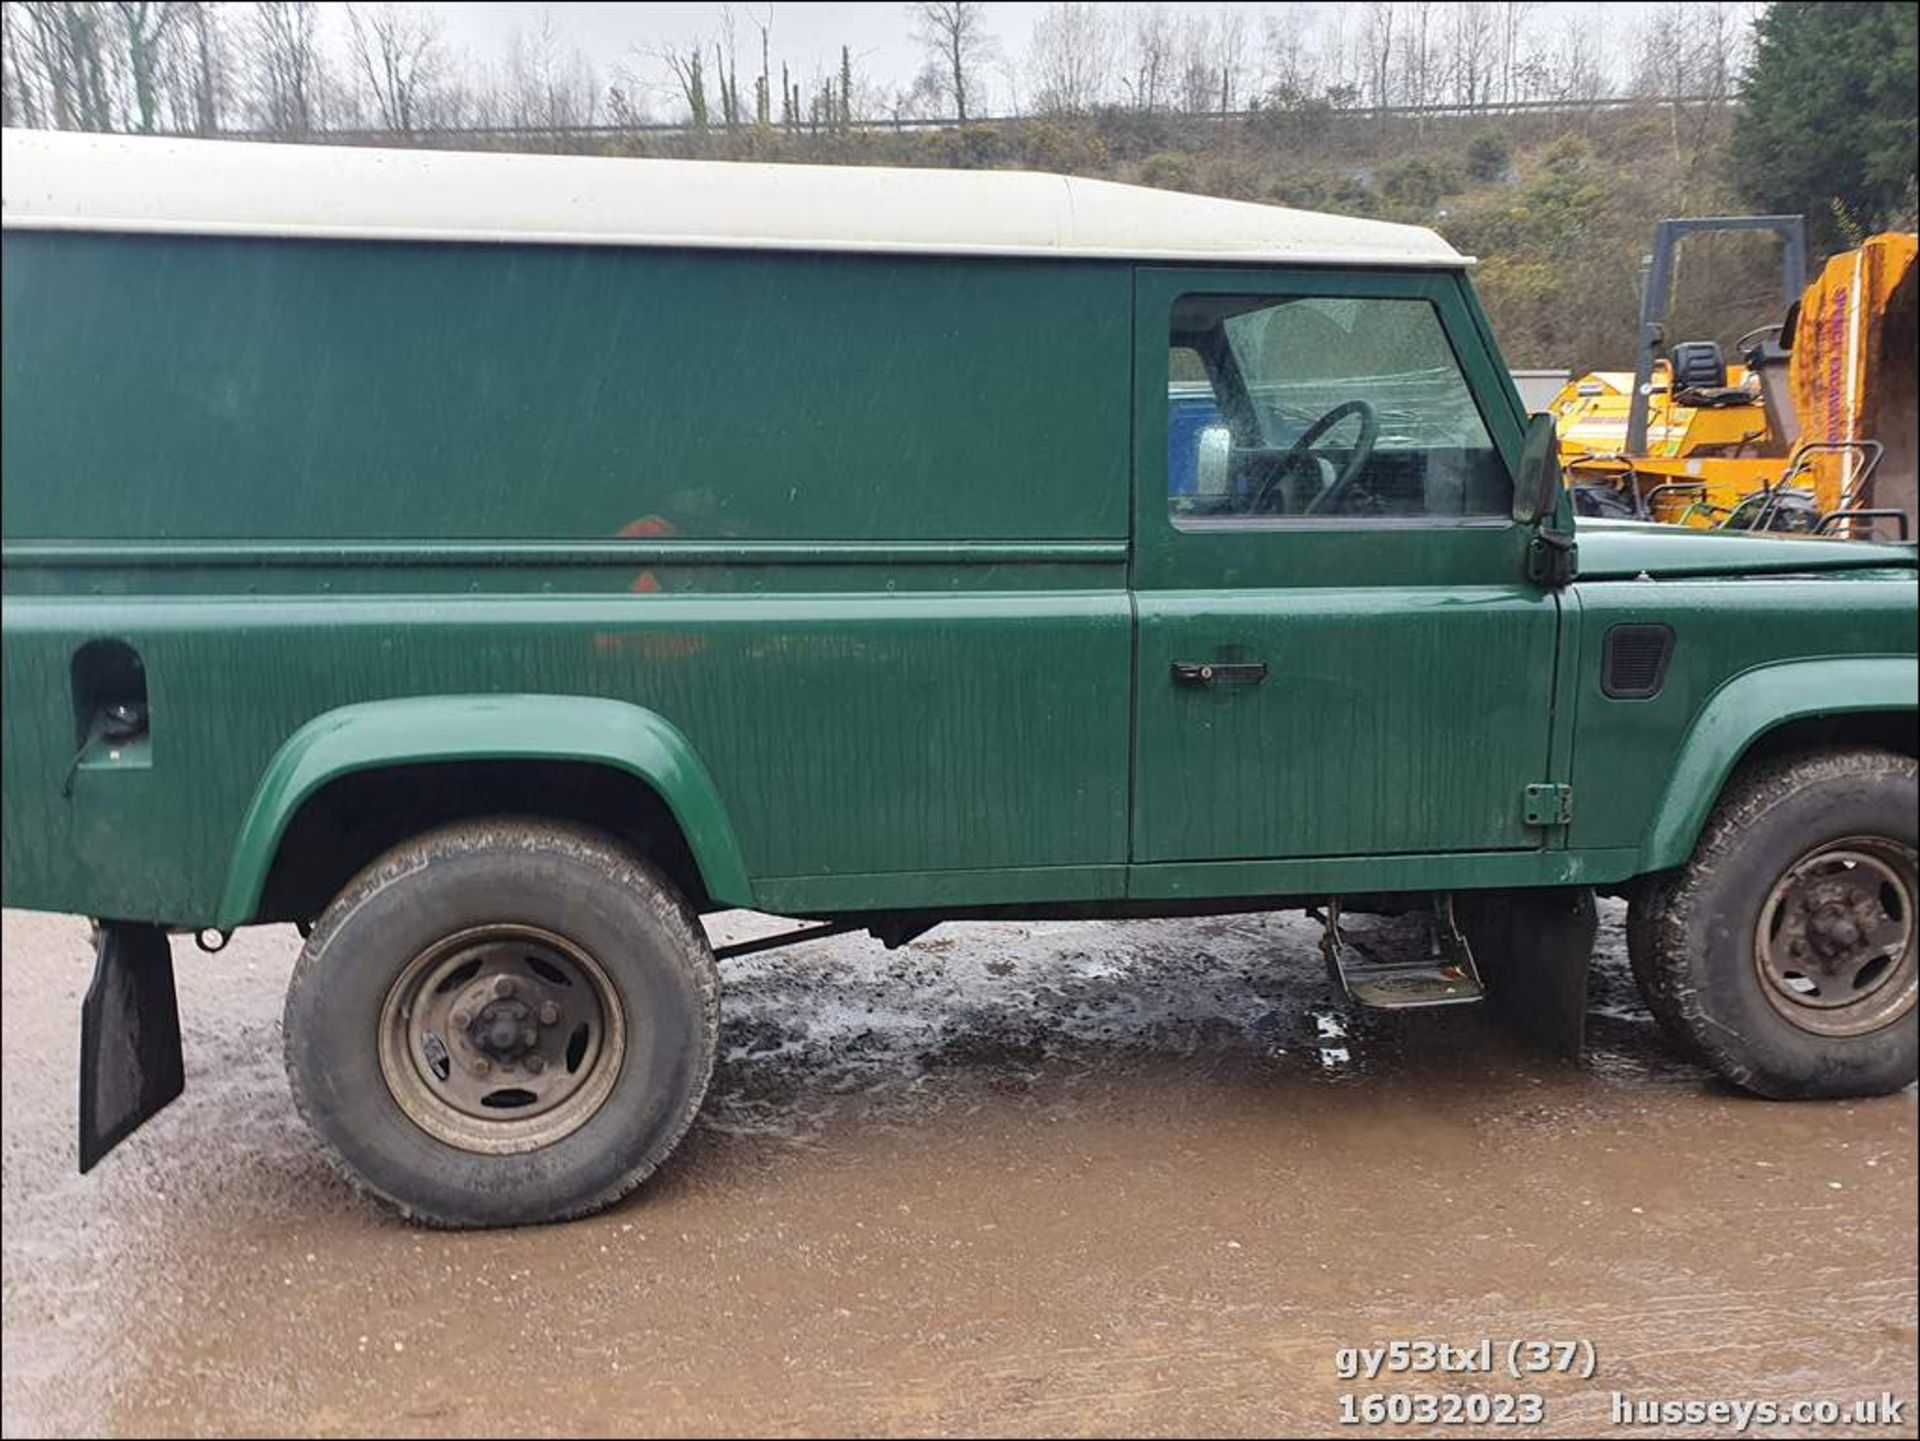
[2,2,598,135]
[0,1,1756,141]
[3,4,1912,371]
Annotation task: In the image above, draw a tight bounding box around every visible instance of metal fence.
[169,92,1729,148]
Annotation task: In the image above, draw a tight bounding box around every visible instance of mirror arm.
[1514,412,1577,588]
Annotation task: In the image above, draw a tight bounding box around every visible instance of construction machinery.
[1550,216,1917,541]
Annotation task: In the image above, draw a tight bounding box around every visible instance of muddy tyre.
[1627,748,1917,1099]
[284,820,718,1227]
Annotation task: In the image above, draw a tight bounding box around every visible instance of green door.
[1130,266,1560,865]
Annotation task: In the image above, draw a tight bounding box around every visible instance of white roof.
[1,128,1468,268]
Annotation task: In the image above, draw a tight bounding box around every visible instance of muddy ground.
[2,902,1914,1438]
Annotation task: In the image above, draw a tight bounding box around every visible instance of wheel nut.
[493,975,517,999]
[525,1054,546,1074]
[539,1001,561,1026]
[472,1056,492,1075]
[452,1009,472,1030]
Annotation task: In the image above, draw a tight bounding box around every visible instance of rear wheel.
[1628,747,1917,1098]
[284,819,718,1226]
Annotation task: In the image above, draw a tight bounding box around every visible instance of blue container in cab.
[1166,389,1224,496]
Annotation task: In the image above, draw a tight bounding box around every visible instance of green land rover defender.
[2,131,1914,1227]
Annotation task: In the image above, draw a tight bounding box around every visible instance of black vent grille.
[1603,623,1674,699]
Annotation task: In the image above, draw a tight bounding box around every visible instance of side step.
[1317,896,1485,1010]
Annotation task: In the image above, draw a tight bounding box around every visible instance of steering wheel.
[1248,399,1380,515]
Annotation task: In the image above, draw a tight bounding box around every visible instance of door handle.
[1171,660,1268,686]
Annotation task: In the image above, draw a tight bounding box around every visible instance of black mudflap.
[79,922,185,1172]
[1457,888,1598,1059]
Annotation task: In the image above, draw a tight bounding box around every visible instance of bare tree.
[1401,0,1437,124]
[109,1,180,131]
[1361,0,1396,111]
[1495,0,1531,108]
[2,1,42,125]
[133,0,221,132]
[344,1,447,134]
[248,0,322,133]
[492,14,596,131]
[1125,3,1174,113]
[1171,8,1211,114]
[1445,0,1499,109]
[1629,5,1689,111]
[1629,0,1743,109]
[1628,0,1743,188]
[1528,19,1609,108]
[1028,1,1111,116]
[15,1,118,130]
[715,5,741,128]
[893,62,945,122]
[651,40,709,131]
[1315,3,1363,106]
[1260,3,1320,105]
[909,0,993,123]
[175,0,225,133]
[1168,7,1250,115]
[747,3,771,126]
[1212,4,1248,111]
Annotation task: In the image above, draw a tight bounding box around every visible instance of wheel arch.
[214,695,755,928]
[1638,656,1919,874]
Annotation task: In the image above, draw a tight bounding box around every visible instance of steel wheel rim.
[377,924,626,1154]
[1754,836,1918,1038]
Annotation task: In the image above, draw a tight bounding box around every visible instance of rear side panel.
[1,233,1129,543]
[1,587,1131,921]
[1,233,1134,923]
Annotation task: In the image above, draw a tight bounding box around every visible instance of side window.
[1167,294,1510,526]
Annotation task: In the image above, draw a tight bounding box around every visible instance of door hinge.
[1523,783,1574,827]
[1527,530,1579,588]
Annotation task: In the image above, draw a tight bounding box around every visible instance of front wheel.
[284,819,719,1226]
[1628,747,1917,1098]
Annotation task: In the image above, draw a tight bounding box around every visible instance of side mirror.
[1196,425,1232,497]
[1513,412,1562,526]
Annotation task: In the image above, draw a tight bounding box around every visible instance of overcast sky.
[434,2,1050,97]
[375,2,1747,120]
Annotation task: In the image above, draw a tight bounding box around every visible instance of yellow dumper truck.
[1552,218,1917,540]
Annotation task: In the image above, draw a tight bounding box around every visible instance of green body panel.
[1,233,1130,543]
[1575,522,1918,579]
[2,227,1915,930]
[215,694,755,925]
[1131,586,1560,858]
[2,585,1131,922]
[1561,577,1917,861]
[756,864,1129,914]
[1636,656,1919,871]
[1557,564,1920,865]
